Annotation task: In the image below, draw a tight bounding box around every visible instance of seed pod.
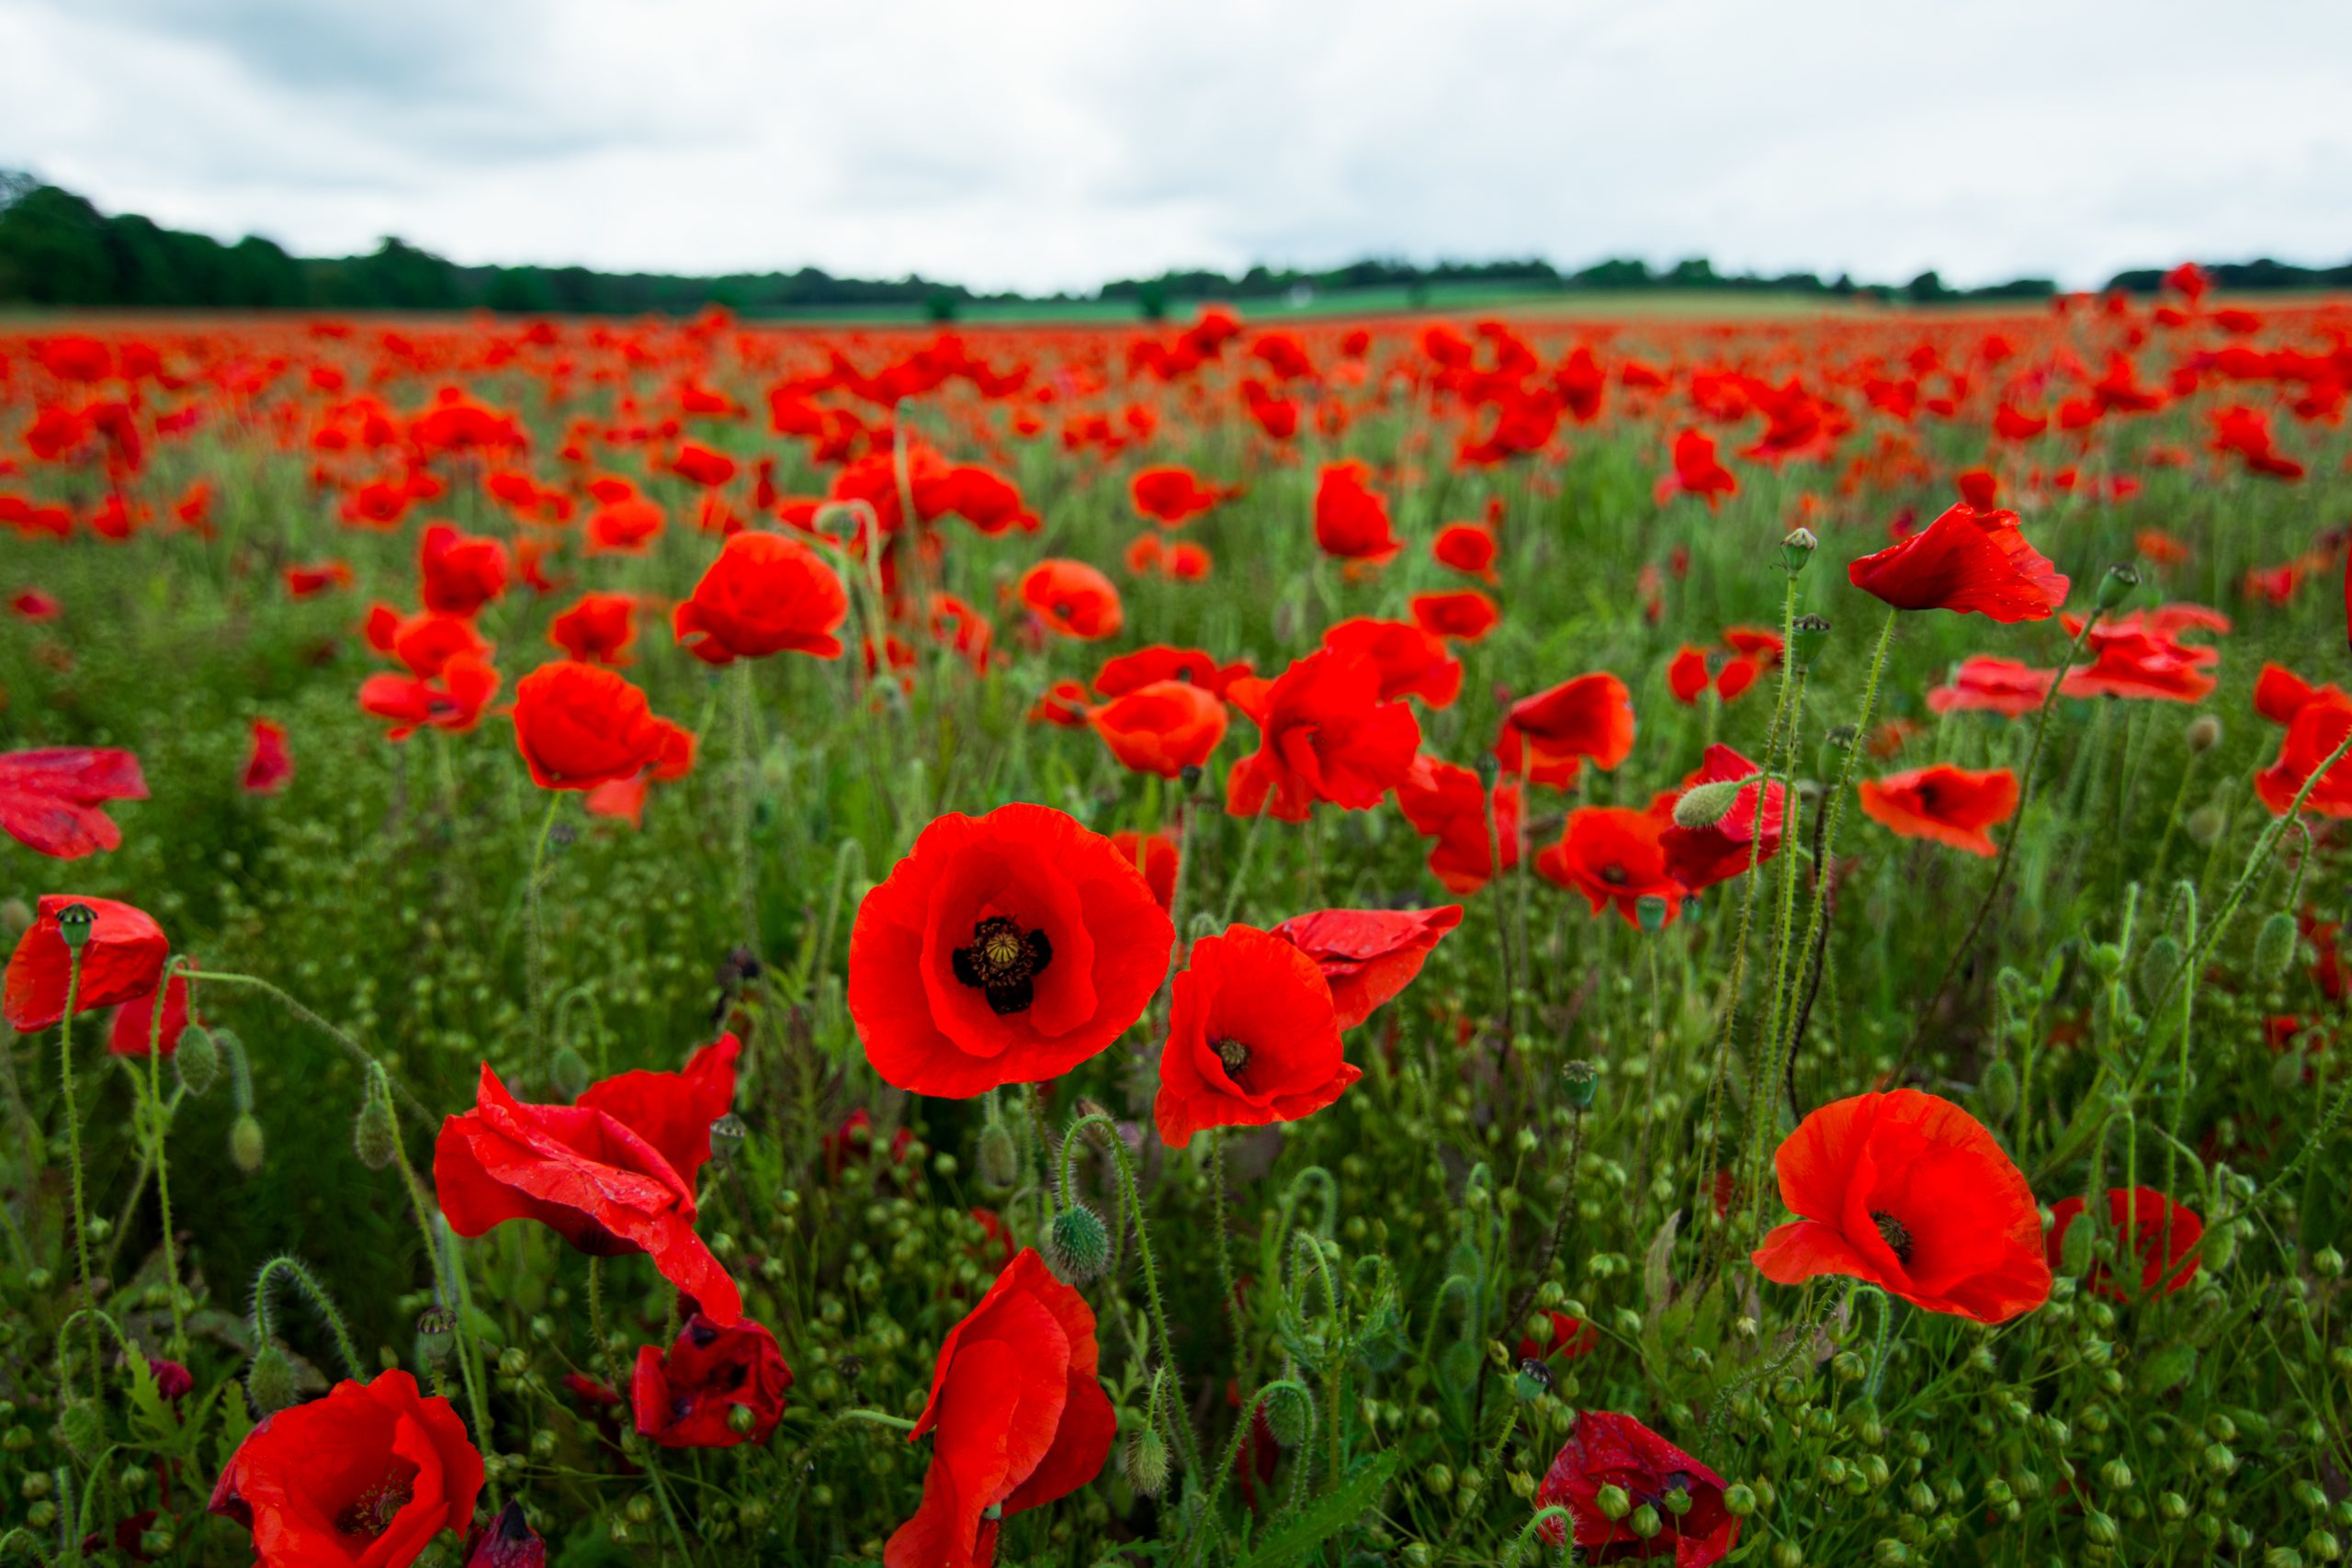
[1044,1203,1110,1283]
[1560,1060,1599,1111]
[1791,615,1831,671]
[2097,563,2141,611]
[229,1112,266,1174]
[174,1024,221,1098]
[353,1089,397,1171]
[1781,527,1818,576]
[247,1346,298,1415]
[2255,911,2299,982]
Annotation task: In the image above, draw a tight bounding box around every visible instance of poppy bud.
[230,1112,266,1174]
[976,1122,1019,1188]
[1560,1059,1599,1111]
[2186,805,2224,846]
[2186,715,2222,754]
[2096,563,2141,612]
[1044,1203,1110,1283]
[247,1346,298,1415]
[55,902,96,953]
[1125,1427,1170,1496]
[2315,1247,2345,1279]
[2139,933,2182,1001]
[548,1046,592,1103]
[1791,614,1831,671]
[1261,1382,1313,1448]
[1978,1059,2018,1123]
[353,1089,397,1171]
[174,1024,220,1097]
[56,1398,103,1461]
[1781,527,1818,576]
[2203,1221,2239,1273]
[0,897,28,938]
[2255,911,2299,981]
[2059,1212,2097,1277]
[1672,775,1759,830]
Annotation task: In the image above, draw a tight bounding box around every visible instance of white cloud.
[3,0,2347,291]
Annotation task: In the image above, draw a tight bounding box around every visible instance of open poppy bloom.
[2058,611,2219,704]
[1092,645,1252,701]
[2253,663,2352,816]
[0,746,147,858]
[5,895,169,1032]
[1432,522,1498,581]
[673,531,847,663]
[2046,1186,2203,1301]
[241,719,293,795]
[1108,829,1179,910]
[632,1313,793,1449]
[435,1035,745,1325]
[360,656,502,743]
[848,804,1173,1098]
[1753,1089,2051,1323]
[1847,503,2069,622]
[107,966,195,1056]
[549,592,639,667]
[1507,673,1635,784]
[1225,649,1420,822]
[210,1368,484,1568]
[888,1249,1113,1568]
[1087,679,1227,777]
[1312,460,1400,564]
[511,662,695,793]
[419,522,510,616]
[1410,590,1500,644]
[1517,1309,1598,1364]
[464,1502,547,1568]
[1129,465,1226,526]
[1534,1409,1740,1566]
[1395,754,1521,894]
[1268,906,1462,1030]
[1654,427,1738,508]
[1536,807,1682,926]
[1856,764,2018,856]
[1321,617,1461,706]
[1020,559,1124,640]
[1927,656,2058,717]
[1155,924,1360,1147]
[1656,744,1784,893]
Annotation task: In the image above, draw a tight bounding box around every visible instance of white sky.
[4,0,2348,293]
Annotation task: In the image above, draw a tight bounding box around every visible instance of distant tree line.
[0,175,2340,319]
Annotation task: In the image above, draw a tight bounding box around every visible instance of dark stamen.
[1871,1210,1913,1264]
[951,916,1054,1016]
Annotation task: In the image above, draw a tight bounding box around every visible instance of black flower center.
[1872,1210,1913,1264]
[1215,1037,1251,1085]
[335,1476,414,1539]
[952,916,1053,1016]
[1600,863,1629,886]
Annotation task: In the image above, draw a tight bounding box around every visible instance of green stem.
[383,1079,500,1507]
[1058,1112,1198,1470]
[526,790,563,1066]
[146,959,187,1351]
[58,949,97,1393]
[252,1255,365,1381]
[177,969,432,1127]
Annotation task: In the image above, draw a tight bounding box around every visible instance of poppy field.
[3,276,2352,1566]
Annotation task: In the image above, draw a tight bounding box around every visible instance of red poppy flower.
[673,531,847,663]
[1927,656,2058,717]
[0,746,147,859]
[511,662,695,793]
[108,966,194,1057]
[1534,1410,1739,1567]
[209,1369,483,1568]
[549,592,639,667]
[1432,522,1498,581]
[5,895,169,1032]
[1268,906,1462,1031]
[2255,666,2352,817]
[359,656,502,743]
[849,805,1173,1098]
[1312,461,1400,564]
[243,719,293,795]
[1856,764,2018,856]
[1847,503,2069,622]
[887,1249,1113,1568]
[1321,618,1462,707]
[1020,559,1124,640]
[1129,465,1225,526]
[1409,590,1499,644]
[1656,744,1785,893]
[588,497,665,554]
[435,1036,744,1325]
[1516,1310,1598,1364]
[1536,807,1683,926]
[464,1502,546,1568]
[1029,679,1091,728]
[1225,649,1421,822]
[1088,680,1227,777]
[632,1314,793,1449]
[671,443,737,488]
[1507,673,1635,782]
[1667,646,1711,704]
[1093,646,1251,700]
[1753,1089,2051,1323]
[418,523,510,617]
[1108,829,1179,910]
[11,587,62,620]
[1654,428,1738,508]
[1395,755,1521,894]
[368,606,491,679]
[2046,1187,2202,1301]
[282,561,352,600]
[1155,924,1360,1147]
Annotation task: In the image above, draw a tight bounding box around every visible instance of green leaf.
[1238,1450,1401,1568]
[216,1382,254,1472]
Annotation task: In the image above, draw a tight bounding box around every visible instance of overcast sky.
[5,0,2348,294]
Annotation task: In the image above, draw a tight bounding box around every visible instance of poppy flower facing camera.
[849,804,1173,1098]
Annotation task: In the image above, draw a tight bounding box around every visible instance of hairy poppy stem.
[1903,606,2102,1072]
[146,957,187,1351]
[732,660,762,957]
[381,1081,500,1508]
[526,790,562,1066]
[1207,1130,1243,1354]
[1502,1106,1587,1341]
[1058,1111,1200,1472]
[58,948,98,1396]
[178,969,433,1128]
[251,1254,365,1382]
